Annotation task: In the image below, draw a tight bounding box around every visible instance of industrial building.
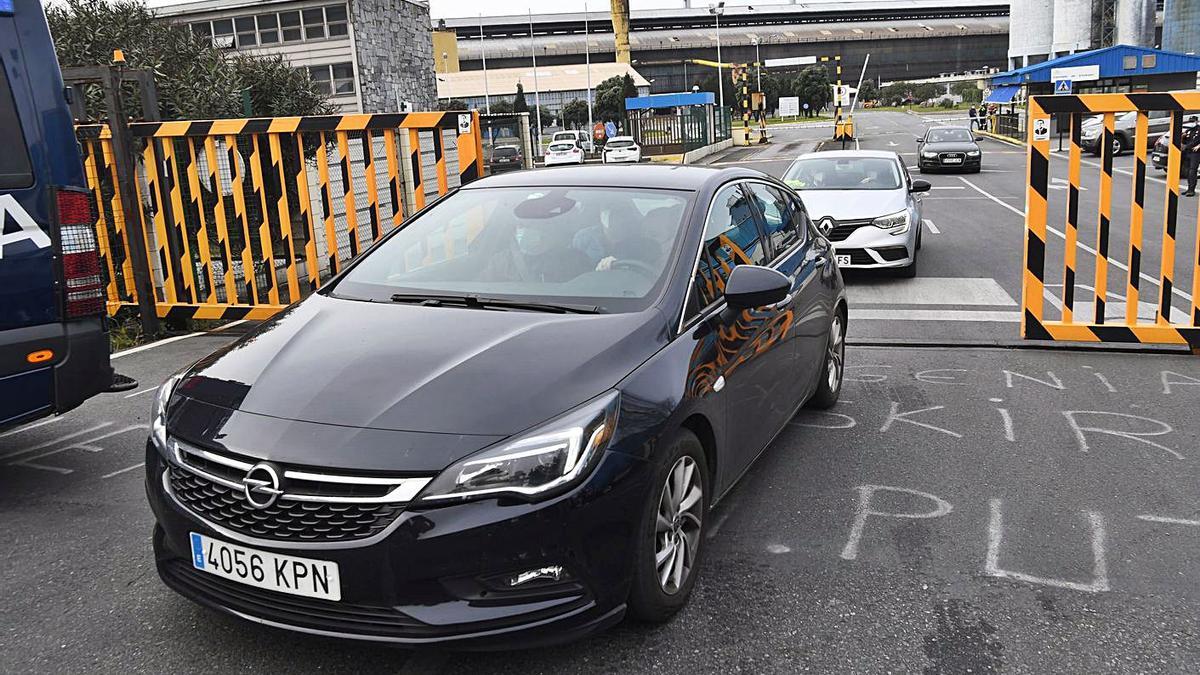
[1163,0,1200,55]
[158,0,437,113]
[438,0,1012,95]
[436,62,651,121]
[1007,0,1159,69]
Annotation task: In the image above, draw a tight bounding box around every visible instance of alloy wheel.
[655,456,703,595]
[827,314,845,393]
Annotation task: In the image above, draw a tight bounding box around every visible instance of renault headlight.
[872,210,909,235]
[150,373,183,449]
[420,391,620,502]
[922,151,938,158]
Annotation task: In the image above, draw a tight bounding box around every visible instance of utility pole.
[479,13,490,113]
[709,2,725,110]
[529,10,544,154]
[585,2,594,139]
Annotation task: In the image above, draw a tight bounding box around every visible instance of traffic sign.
[1054,79,1073,95]
[604,121,618,138]
[593,122,606,141]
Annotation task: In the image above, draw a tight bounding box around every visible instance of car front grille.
[164,440,431,543]
[939,152,965,162]
[825,219,872,242]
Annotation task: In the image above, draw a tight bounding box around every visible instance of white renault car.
[783,150,930,277]
[543,140,585,166]
[602,136,642,164]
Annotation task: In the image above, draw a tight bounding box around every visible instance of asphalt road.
[712,110,1200,343]
[3,113,1200,673]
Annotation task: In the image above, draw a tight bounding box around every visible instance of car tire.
[916,227,923,251]
[1113,134,1127,156]
[627,428,709,624]
[806,307,846,410]
[898,253,918,278]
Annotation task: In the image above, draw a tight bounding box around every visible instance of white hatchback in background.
[603,136,641,164]
[783,150,931,278]
[543,141,585,166]
[551,130,594,153]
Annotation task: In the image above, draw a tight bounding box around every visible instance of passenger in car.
[481,220,592,283]
[572,203,662,271]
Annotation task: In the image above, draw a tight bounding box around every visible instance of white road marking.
[0,416,62,438]
[846,277,1015,306]
[923,219,941,234]
[850,308,1020,322]
[124,386,158,399]
[956,176,1194,304]
[1137,515,1200,527]
[0,423,112,461]
[840,485,953,561]
[985,499,1110,593]
[930,186,966,190]
[111,332,206,360]
[102,462,145,479]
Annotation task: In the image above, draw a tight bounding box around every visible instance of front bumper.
[828,224,916,269]
[918,155,981,171]
[604,153,640,164]
[145,440,649,648]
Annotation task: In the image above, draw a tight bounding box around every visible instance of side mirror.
[916,136,924,144]
[724,265,790,309]
[910,179,932,193]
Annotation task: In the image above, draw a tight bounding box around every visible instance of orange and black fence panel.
[76,111,483,322]
[1022,92,1200,349]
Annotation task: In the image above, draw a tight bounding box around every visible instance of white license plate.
[190,532,341,601]
[942,157,963,164]
[835,254,852,266]
[1152,153,1164,163]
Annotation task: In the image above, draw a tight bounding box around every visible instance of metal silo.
[1009,0,1056,67]
[1164,0,1200,55]
[1052,0,1095,55]
[1115,0,1156,48]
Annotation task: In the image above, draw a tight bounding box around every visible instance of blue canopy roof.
[990,45,1200,86]
[625,92,715,110]
[985,85,1020,104]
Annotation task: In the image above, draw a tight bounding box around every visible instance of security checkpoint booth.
[985,45,1200,141]
[622,92,732,157]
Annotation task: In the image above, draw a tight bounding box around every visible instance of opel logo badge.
[818,217,836,235]
[242,462,283,509]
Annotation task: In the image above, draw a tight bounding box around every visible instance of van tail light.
[57,190,105,319]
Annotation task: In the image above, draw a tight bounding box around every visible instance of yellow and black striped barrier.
[76,111,483,322]
[1023,92,1200,349]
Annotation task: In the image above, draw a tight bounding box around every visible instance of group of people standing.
[967,104,996,131]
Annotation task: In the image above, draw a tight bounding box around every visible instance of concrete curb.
[976,130,1025,148]
[681,138,734,165]
[847,337,1192,355]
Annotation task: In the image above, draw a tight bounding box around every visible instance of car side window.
[687,183,768,318]
[745,182,805,259]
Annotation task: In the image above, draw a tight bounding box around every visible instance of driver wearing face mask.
[571,203,661,271]
[481,220,591,283]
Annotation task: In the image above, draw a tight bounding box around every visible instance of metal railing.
[626,106,731,156]
[1023,92,1200,349]
[78,111,483,321]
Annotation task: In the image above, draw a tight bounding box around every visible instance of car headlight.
[922,151,938,158]
[872,210,909,235]
[420,390,620,502]
[1082,128,1100,140]
[150,373,184,449]
[967,150,981,156]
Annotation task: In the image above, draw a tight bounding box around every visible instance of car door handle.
[772,291,795,309]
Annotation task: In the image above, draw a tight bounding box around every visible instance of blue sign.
[604,121,618,138]
[1054,79,1073,95]
[0,0,12,15]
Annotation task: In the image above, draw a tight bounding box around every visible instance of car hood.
[923,141,979,153]
[792,188,909,222]
[177,293,666,436]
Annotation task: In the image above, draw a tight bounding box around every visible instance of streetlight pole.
[529,9,543,154]
[709,2,725,110]
[479,13,490,113]
[585,2,593,139]
[753,39,761,92]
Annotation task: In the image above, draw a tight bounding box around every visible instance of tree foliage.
[489,99,515,114]
[437,98,469,111]
[560,99,590,129]
[857,78,879,103]
[46,0,334,121]
[593,75,633,123]
[512,83,530,113]
[791,65,831,117]
[951,81,983,103]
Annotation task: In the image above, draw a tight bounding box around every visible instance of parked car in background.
[917,126,982,173]
[146,165,847,647]
[551,130,594,153]
[603,136,642,164]
[1151,116,1200,173]
[544,141,585,166]
[784,150,930,278]
[489,145,524,173]
[1080,110,1199,157]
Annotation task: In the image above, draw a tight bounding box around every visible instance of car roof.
[927,126,972,131]
[464,164,765,191]
[793,149,900,161]
[608,136,636,142]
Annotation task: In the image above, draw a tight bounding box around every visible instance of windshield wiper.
[388,293,604,314]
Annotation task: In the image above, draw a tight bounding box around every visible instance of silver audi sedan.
[783,150,930,277]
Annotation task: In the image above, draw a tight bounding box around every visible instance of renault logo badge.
[242,462,283,509]
[818,217,836,235]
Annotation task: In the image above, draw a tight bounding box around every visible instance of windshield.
[0,60,33,189]
[926,128,974,143]
[549,142,576,152]
[493,146,519,157]
[334,187,693,313]
[607,140,636,148]
[783,157,903,191]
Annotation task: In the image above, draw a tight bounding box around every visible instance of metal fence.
[77,112,483,322]
[1023,92,1200,348]
[625,106,732,156]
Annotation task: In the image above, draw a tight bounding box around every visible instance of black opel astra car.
[146,165,847,647]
